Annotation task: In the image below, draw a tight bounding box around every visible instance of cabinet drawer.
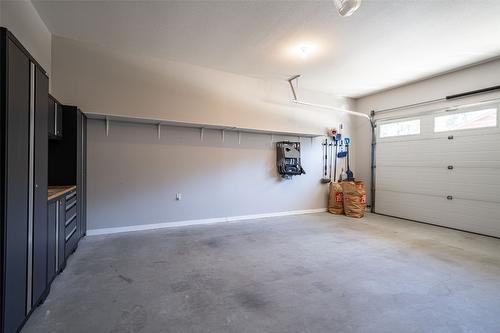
[65,224,79,259]
[65,190,77,202]
[65,207,77,227]
[65,219,78,242]
[66,197,77,211]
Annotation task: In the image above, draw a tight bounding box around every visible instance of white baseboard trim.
[87,208,327,236]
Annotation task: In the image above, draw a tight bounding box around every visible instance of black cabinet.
[32,65,49,308]
[48,196,67,283]
[58,197,66,271]
[49,106,87,238]
[1,28,49,333]
[2,31,31,333]
[48,95,63,139]
[1,28,86,333]
[47,201,57,283]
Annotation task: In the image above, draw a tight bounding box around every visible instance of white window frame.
[433,106,498,133]
[378,118,421,139]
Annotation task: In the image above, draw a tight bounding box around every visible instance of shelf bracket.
[221,129,225,143]
[157,124,161,139]
[238,132,242,145]
[105,117,109,137]
[200,128,204,142]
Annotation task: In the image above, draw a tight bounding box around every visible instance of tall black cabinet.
[0,28,49,333]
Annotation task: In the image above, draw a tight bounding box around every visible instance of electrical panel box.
[276,141,305,179]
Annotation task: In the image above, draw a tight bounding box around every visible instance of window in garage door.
[434,108,497,132]
[379,119,420,138]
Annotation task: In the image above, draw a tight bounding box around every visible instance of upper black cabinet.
[48,95,63,139]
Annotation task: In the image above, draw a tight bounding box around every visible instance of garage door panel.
[376,166,449,196]
[375,191,451,225]
[375,192,500,238]
[378,144,500,167]
[377,140,447,165]
[448,199,500,237]
[449,168,500,202]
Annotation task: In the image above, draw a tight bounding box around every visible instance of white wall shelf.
[85,112,325,138]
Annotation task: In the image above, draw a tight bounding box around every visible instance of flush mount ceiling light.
[289,43,318,60]
[333,0,362,17]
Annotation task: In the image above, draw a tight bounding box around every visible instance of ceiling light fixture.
[289,43,318,60]
[333,0,362,17]
[299,45,311,58]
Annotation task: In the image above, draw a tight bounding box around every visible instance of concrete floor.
[22,213,500,333]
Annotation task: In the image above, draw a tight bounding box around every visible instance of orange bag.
[328,182,344,215]
[341,181,367,218]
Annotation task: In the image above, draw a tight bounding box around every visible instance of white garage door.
[375,104,500,238]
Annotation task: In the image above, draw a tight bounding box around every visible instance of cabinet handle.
[65,226,77,242]
[54,102,58,135]
[65,213,77,227]
[55,200,59,271]
[27,62,35,314]
[66,191,77,200]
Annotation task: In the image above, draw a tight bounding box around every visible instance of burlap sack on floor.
[342,181,367,218]
[328,182,344,215]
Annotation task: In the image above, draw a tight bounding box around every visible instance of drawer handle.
[65,213,77,227]
[66,200,77,211]
[66,191,76,200]
[65,226,77,242]
[446,195,453,200]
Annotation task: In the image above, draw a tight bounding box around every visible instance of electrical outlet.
[176,193,182,201]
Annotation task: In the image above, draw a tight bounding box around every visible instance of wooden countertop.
[48,185,77,201]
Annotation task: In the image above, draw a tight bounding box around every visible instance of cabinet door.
[58,197,66,271]
[48,96,55,137]
[4,37,30,333]
[32,66,49,306]
[47,201,57,283]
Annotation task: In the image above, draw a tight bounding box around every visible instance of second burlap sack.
[341,181,367,218]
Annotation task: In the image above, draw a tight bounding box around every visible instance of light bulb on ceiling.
[288,43,318,60]
[299,45,311,58]
[333,0,362,17]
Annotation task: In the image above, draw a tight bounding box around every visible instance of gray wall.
[87,120,334,230]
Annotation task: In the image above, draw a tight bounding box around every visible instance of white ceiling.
[33,0,500,98]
